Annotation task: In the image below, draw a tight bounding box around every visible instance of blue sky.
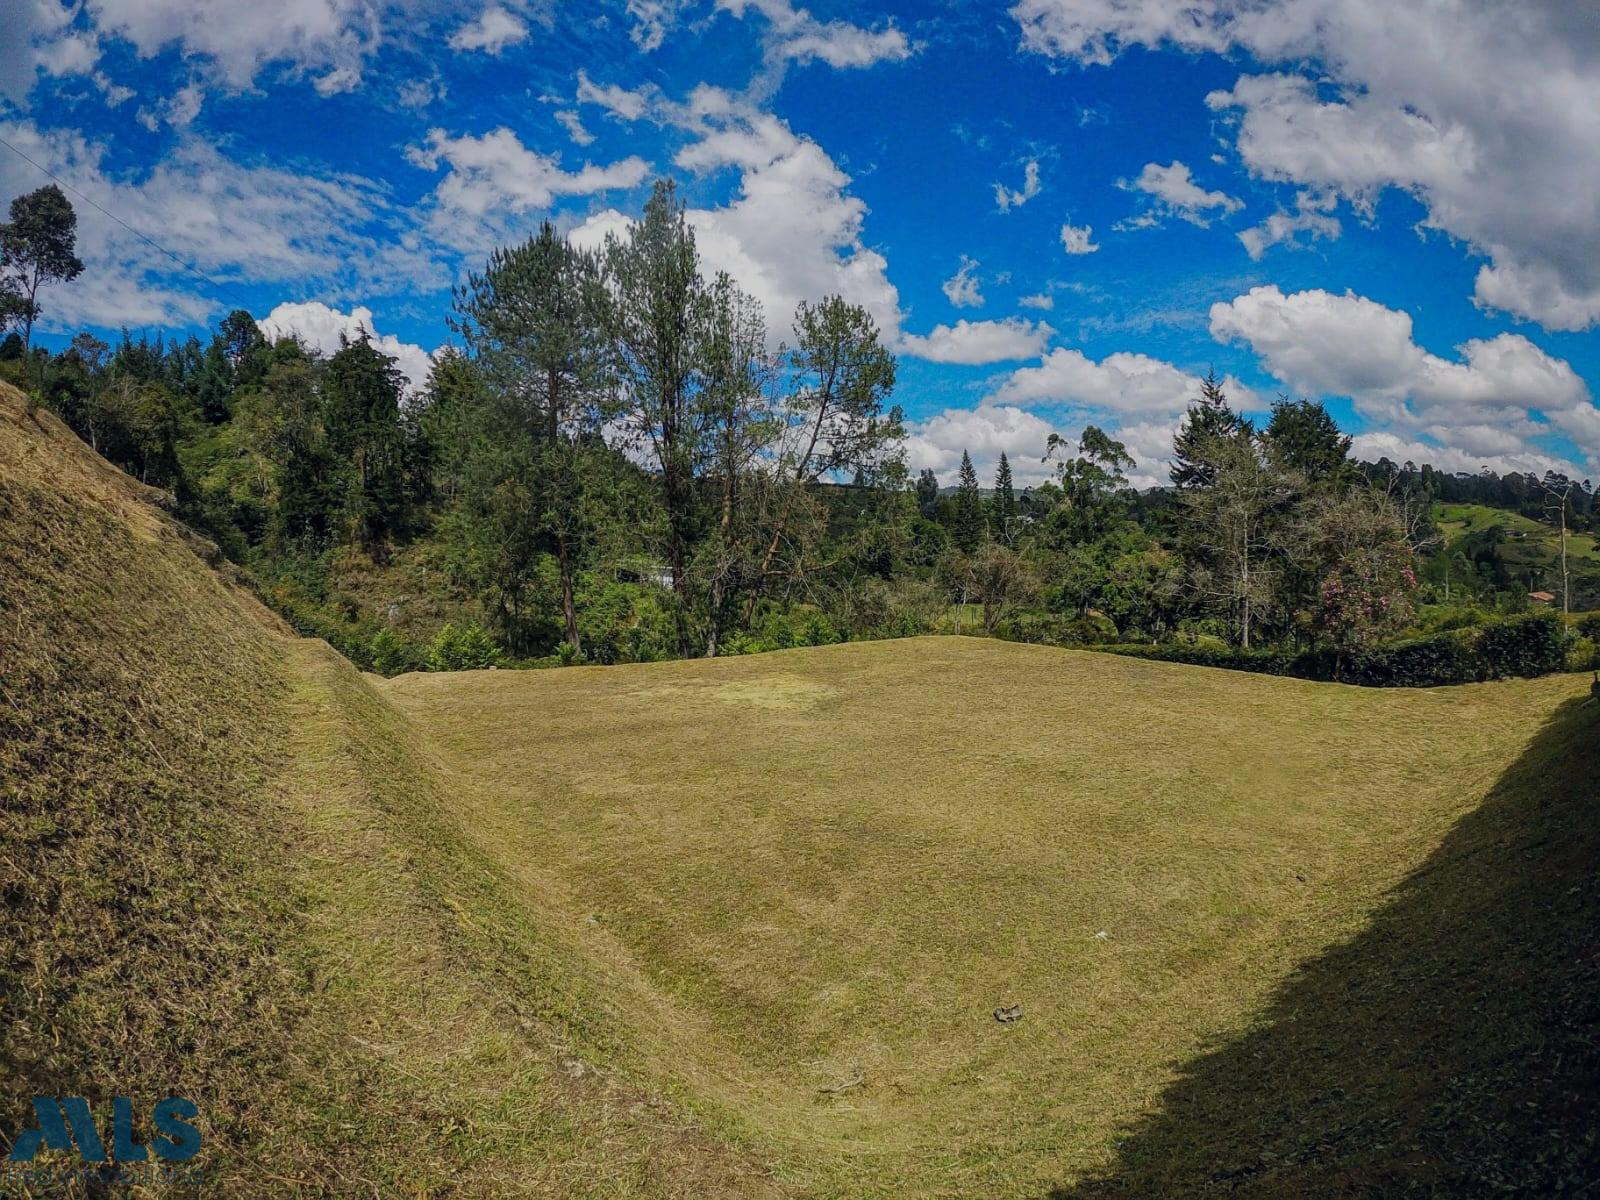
[4,0,1599,486]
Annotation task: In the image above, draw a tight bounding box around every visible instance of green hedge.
[1097,641,1296,676]
[1096,611,1573,688]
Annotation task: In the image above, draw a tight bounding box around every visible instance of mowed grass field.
[383,638,1597,1197]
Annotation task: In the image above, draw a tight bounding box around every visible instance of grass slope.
[386,640,1598,1197]
[4,380,1595,1195]
[0,384,771,1196]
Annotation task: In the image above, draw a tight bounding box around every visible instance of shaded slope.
[1049,692,1600,1198]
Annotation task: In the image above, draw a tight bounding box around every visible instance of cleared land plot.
[384,638,1594,1196]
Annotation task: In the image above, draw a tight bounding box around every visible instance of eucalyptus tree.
[698,271,776,655]
[1,185,84,396]
[602,180,711,655]
[1044,425,1134,545]
[746,294,900,616]
[453,220,616,655]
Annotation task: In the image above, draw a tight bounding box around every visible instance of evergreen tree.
[1171,369,1250,489]
[952,449,985,552]
[602,179,710,656]
[990,452,1017,544]
[453,221,616,654]
[699,271,772,656]
[915,468,940,519]
[1263,397,1353,487]
[322,332,410,552]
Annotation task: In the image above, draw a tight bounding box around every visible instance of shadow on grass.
[1049,697,1600,1198]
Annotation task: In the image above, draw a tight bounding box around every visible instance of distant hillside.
[1434,500,1600,606]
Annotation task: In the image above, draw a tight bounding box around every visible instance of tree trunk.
[1561,514,1570,614]
[557,535,580,655]
[662,460,693,657]
[1240,514,1252,650]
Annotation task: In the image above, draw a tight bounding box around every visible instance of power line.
[0,130,257,315]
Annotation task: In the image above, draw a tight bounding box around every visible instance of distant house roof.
[1529,591,1556,603]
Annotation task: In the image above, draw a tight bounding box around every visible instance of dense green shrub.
[426,623,503,671]
[1567,636,1598,673]
[753,604,841,650]
[368,627,421,676]
[1096,611,1574,688]
[1477,611,1568,679]
[1415,604,1488,634]
[1300,630,1482,687]
[1099,642,1296,676]
[995,612,1120,647]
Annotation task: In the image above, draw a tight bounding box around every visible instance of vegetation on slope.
[9,181,1596,687]
[1,382,304,1184]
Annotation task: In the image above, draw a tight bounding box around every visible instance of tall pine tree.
[1171,369,1250,489]
[915,468,941,519]
[990,451,1017,544]
[952,449,985,552]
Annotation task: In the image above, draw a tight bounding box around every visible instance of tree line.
[5,180,1593,671]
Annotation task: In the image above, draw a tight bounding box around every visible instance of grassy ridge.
[0,384,770,1195]
[0,388,306,1186]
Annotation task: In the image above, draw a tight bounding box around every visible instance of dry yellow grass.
[383,638,1596,1196]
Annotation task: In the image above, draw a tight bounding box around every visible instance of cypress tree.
[1171,368,1250,489]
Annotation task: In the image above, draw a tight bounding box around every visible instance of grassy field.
[4,379,1597,1196]
[384,639,1598,1197]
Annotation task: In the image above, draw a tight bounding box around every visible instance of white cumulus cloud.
[995,160,1042,212]
[1118,159,1241,228]
[899,317,1055,365]
[1013,0,1600,330]
[942,256,984,309]
[1059,222,1099,254]
[719,0,914,72]
[1210,285,1598,471]
[259,300,436,393]
[448,6,529,55]
[407,126,650,252]
[904,403,1067,486]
